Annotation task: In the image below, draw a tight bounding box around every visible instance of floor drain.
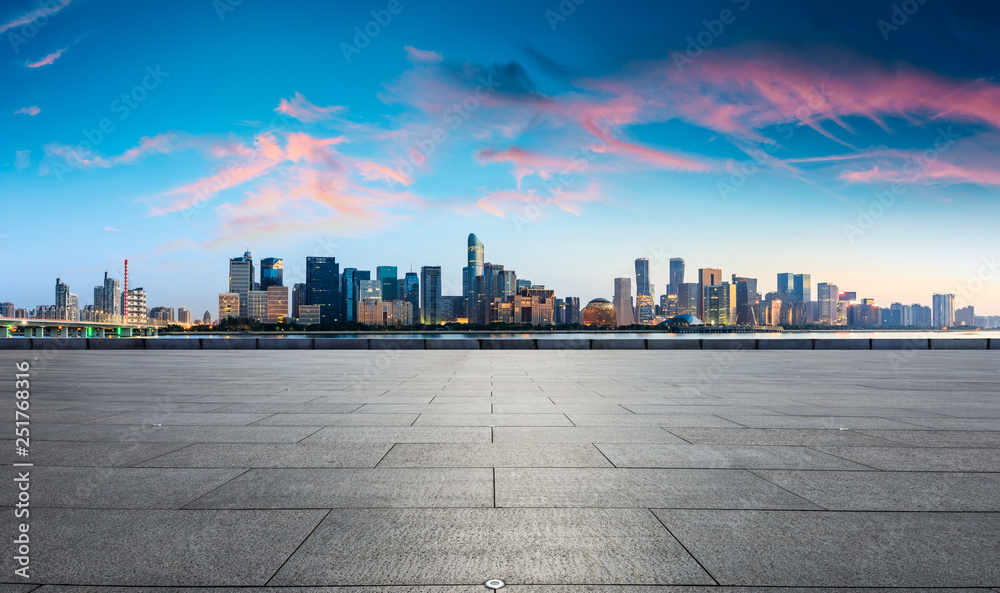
[485,579,505,589]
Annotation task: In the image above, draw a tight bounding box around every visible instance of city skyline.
[3,1,999,316]
[4,231,997,327]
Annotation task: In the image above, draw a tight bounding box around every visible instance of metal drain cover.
[485,579,505,589]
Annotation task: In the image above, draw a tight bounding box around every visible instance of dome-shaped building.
[582,298,616,328]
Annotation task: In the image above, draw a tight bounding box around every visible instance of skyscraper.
[420,266,442,325]
[635,258,653,324]
[55,278,70,308]
[564,296,581,325]
[777,273,793,299]
[103,272,121,317]
[291,283,306,318]
[306,256,340,325]
[732,276,759,326]
[377,266,398,301]
[229,250,254,317]
[698,268,722,320]
[465,233,484,319]
[705,283,737,325]
[676,283,700,317]
[817,283,839,325]
[613,277,634,327]
[266,286,289,323]
[792,274,812,303]
[404,272,419,323]
[219,293,240,320]
[932,294,955,327]
[260,258,283,289]
[669,258,685,295]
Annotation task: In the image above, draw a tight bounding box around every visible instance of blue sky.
[2,0,999,316]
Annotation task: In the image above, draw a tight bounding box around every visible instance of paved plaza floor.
[1,349,999,591]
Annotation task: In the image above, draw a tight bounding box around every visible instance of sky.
[2,0,999,317]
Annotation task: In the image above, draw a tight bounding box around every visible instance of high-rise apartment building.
[306,256,340,324]
[260,258,283,289]
[55,278,70,308]
[613,277,634,327]
[932,294,955,327]
[229,250,254,317]
[103,272,121,317]
[177,307,192,325]
[0,303,14,317]
[124,287,147,324]
[420,266,442,325]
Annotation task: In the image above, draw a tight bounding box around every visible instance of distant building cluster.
[0,265,207,328]
[4,234,998,331]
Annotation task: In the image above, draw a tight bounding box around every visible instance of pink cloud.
[26,47,67,68]
[403,46,444,64]
[0,0,73,34]
[475,186,603,219]
[14,106,40,116]
[357,161,413,186]
[275,92,345,122]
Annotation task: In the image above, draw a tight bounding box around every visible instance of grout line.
[264,508,333,586]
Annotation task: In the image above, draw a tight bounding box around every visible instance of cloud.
[403,46,444,64]
[14,150,31,169]
[275,92,345,122]
[26,47,67,68]
[104,226,121,232]
[14,106,40,116]
[475,185,604,219]
[357,161,414,186]
[0,0,74,35]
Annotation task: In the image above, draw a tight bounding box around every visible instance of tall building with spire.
[464,233,484,320]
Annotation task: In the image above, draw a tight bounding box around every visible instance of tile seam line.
[648,507,720,586]
[263,507,334,587]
